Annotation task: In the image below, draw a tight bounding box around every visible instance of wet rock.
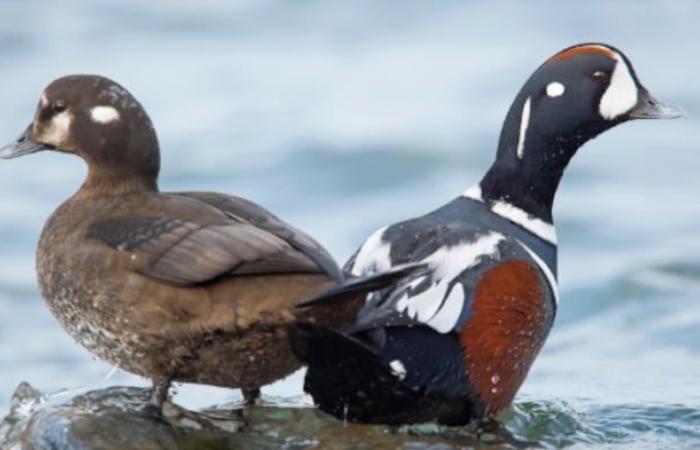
[1,382,519,450]
[0,384,249,450]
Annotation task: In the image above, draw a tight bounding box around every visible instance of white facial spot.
[38,110,74,147]
[599,56,638,120]
[546,81,565,97]
[516,96,531,160]
[90,105,121,124]
[40,94,49,107]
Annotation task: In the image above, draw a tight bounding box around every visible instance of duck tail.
[294,262,428,328]
[288,324,410,424]
[299,262,429,309]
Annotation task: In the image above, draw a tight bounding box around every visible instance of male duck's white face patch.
[546,81,565,97]
[90,105,121,124]
[37,110,74,148]
[599,54,638,120]
[516,97,531,160]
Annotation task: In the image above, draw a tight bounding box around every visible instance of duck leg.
[149,379,172,411]
[476,417,539,449]
[242,387,260,406]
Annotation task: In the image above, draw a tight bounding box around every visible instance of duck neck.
[478,150,570,224]
[477,105,592,223]
[79,164,159,198]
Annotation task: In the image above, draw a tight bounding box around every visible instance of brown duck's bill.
[628,89,684,119]
[0,124,51,159]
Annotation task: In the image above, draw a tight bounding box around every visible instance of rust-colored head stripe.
[548,45,616,63]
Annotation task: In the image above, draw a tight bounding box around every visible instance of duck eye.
[52,101,67,113]
[592,70,608,82]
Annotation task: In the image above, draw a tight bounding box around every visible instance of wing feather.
[87,216,323,285]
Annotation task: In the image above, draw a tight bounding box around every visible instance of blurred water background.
[0,0,698,448]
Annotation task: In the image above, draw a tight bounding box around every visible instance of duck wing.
[179,191,342,281]
[86,195,333,286]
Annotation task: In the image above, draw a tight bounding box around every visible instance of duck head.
[479,43,683,222]
[1,75,160,194]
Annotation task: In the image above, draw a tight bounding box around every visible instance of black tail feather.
[298,263,428,309]
[288,324,473,425]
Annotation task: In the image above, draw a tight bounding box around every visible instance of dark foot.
[148,380,171,414]
[241,387,260,406]
[476,417,540,449]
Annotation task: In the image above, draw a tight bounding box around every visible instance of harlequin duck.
[0,74,396,409]
[290,43,682,426]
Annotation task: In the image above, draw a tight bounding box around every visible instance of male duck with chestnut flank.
[0,75,405,409]
[290,43,682,426]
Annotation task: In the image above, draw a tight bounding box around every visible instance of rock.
[2,382,533,449]
[0,384,249,450]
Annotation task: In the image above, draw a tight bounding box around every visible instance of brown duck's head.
[1,75,160,192]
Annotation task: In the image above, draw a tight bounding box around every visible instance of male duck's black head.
[480,43,682,222]
[1,75,160,194]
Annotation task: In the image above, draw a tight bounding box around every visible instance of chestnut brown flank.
[548,45,615,62]
[459,260,546,415]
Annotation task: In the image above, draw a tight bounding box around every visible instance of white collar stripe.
[516,239,559,305]
[491,200,557,244]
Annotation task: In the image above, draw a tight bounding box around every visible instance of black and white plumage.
[290,43,682,426]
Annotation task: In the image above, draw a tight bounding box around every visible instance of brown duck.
[0,75,374,408]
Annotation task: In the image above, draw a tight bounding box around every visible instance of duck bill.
[0,124,51,159]
[628,89,684,120]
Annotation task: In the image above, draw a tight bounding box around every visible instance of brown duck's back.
[36,190,345,388]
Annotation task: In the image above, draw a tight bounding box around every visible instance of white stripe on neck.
[462,184,557,244]
[516,96,532,159]
[516,239,559,305]
[491,200,557,244]
[463,184,483,201]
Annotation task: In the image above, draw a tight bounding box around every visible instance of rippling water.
[0,1,698,448]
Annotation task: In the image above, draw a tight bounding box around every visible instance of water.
[0,1,698,448]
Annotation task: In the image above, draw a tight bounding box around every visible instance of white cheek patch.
[39,111,74,147]
[599,56,638,120]
[90,105,121,124]
[546,81,565,97]
[516,96,531,160]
